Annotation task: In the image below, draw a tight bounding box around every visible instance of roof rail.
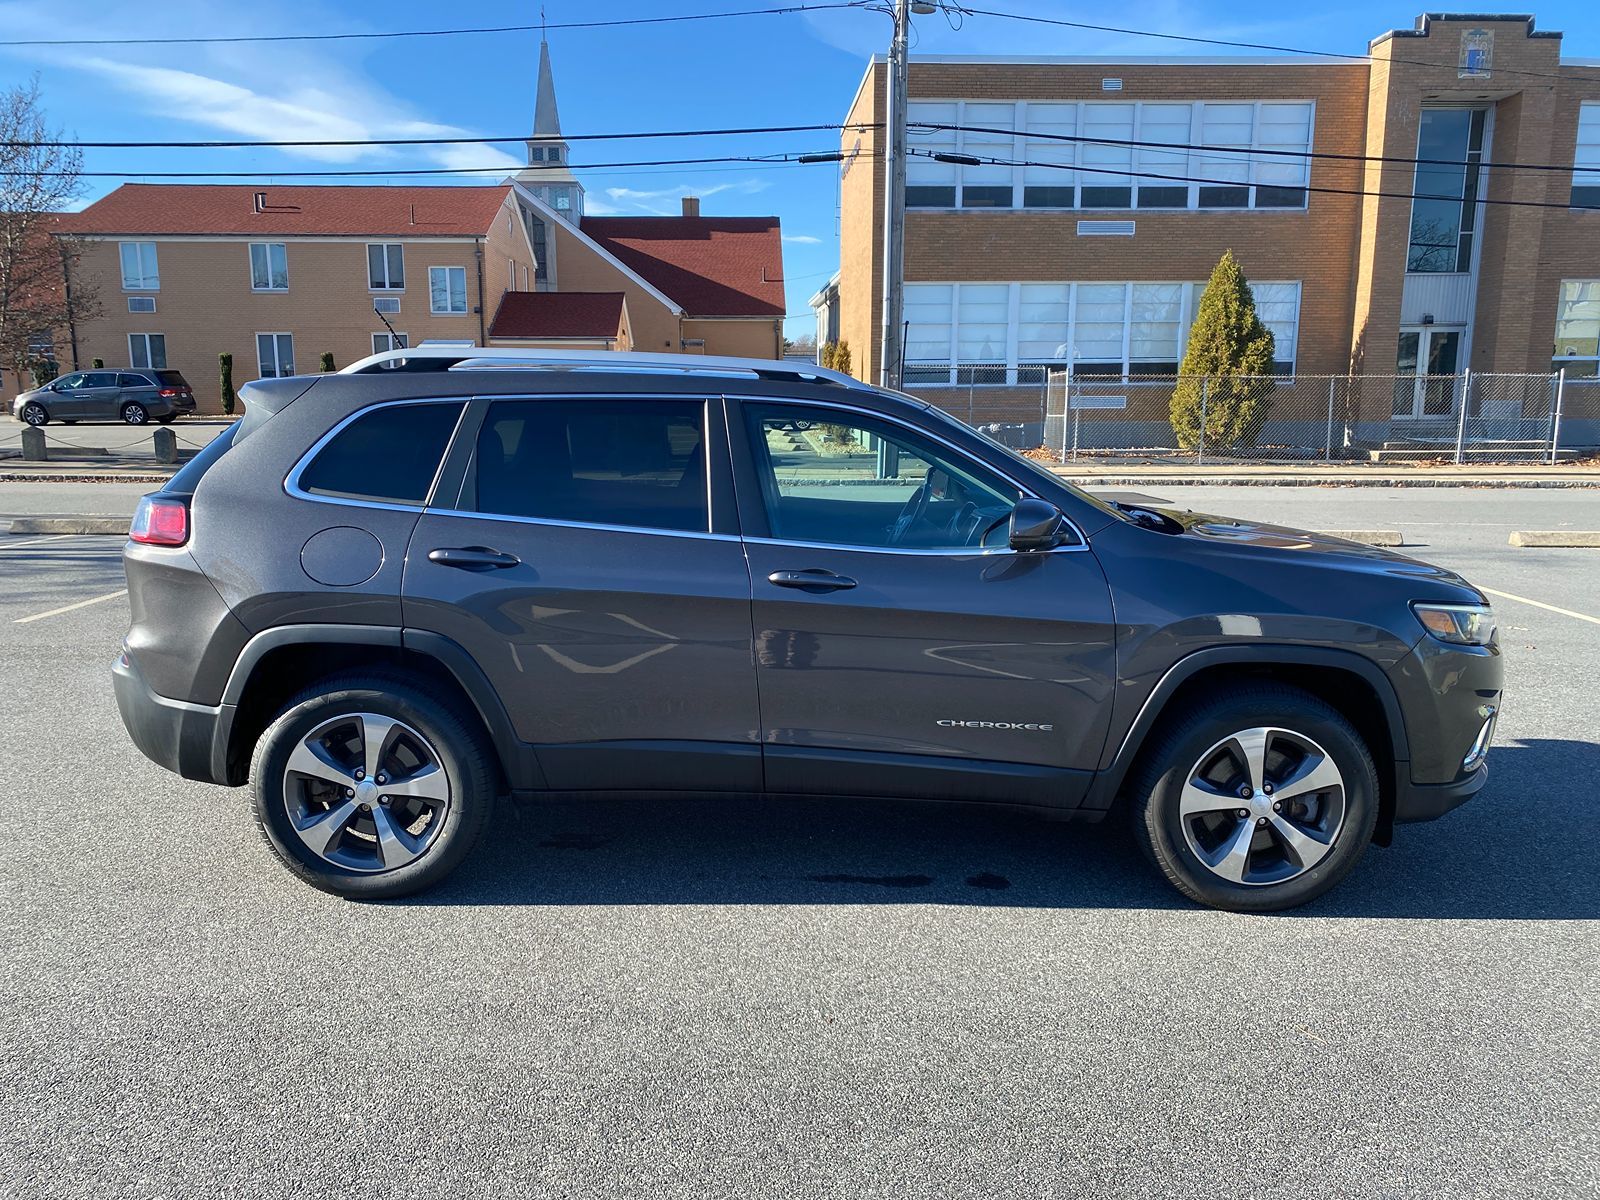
[339,345,871,390]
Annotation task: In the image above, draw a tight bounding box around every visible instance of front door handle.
[768,568,857,593]
[428,545,521,572]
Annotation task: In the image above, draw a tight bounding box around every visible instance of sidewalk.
[1049,462,1600,488]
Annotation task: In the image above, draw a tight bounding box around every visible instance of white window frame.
[120,242,160,291]
[902,279,1302,384]
[372,331,410,354]
[127,297,156,314]
[248,242,289,292]
[904,99,1315,213]
[128,332,167,370]
[1572,103,1600,209]
[368,243,405,291]
[256,331,295,379]
[1553,279,1600,377]
[429,265,469,315]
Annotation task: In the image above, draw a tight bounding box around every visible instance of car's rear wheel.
[250,674,496,899]
[156,414,175,424]
[120,402,149,425]
[1130,684,1378,912]
[20,402,48,426]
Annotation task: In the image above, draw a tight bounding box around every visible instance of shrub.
[819,341,853,377]
[91,357,104,369]
[319,351,336,373]
[219,352,236,416]
[1170,250,1276,452]
[30,358,58,387]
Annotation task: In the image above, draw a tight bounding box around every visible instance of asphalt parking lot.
[2,486,1597,1199]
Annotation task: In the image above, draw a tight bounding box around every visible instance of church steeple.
[516,32,584,221]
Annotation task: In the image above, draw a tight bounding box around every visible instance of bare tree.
[1,77,99,388]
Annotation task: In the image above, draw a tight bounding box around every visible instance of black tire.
[1129,684,1379,913]
[249,673,497,900]
[156,415,175,424]
[62,419,77,425]
[20,402,48,426]
[121,402,149,425]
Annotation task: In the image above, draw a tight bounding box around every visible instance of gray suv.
[14,368,195,426]
[113,349,1502,911]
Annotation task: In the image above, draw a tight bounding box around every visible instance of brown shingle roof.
[60,184,511,237]
[581,216,785,318]
[488,291,626,339]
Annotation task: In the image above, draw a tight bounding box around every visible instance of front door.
[403,394,761,792]
[730,397,1117,810]
[1395,327,1463,419]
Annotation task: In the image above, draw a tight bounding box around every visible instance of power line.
[6,123,879,152]
[0,2,873,47]
[917,149,1596,212]
[48,152,876,180]
[915,122,1579,176]
[956,6,1582,86]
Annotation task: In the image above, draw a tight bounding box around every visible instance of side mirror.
[1008,498,1065,552]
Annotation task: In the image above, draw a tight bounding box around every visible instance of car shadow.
[409,738,1600,921]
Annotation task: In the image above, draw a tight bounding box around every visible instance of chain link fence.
[903,363,1598,464]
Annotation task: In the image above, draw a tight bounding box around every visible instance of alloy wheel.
[122,404,148,425]
[21,403,47,426]
[281,712,452,873]
[1177,726,1347,887]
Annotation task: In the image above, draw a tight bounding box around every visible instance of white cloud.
[783,234,823,244]
[601,179,771,215]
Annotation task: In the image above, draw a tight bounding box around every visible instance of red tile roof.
[581,216,785,318]
[489,291,626,340]
[60,184,511,237]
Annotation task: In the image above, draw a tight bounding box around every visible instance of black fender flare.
[215,624,539,790]
[1082,644,1411,814]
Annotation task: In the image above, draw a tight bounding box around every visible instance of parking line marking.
[13,589,128,625]
[1479,586,1600,628]
[0,535,70,551]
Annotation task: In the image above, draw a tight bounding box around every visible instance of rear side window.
[471,398,708,533]
[296,402,463,506]
[118,374,148,388]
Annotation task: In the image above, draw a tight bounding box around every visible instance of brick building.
[828,12,1600,438]
[17,37,785,413]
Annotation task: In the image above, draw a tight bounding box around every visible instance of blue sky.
[2,0,1596,336]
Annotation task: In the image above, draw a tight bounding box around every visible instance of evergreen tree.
[319,351,336,372]
[1170,250,1276,451]
[219,352,236,416]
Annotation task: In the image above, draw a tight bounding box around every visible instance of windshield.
[913,400,1125,523]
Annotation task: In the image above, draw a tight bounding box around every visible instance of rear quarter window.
[295,401,463,506]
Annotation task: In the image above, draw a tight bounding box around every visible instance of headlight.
[1412,602,1497,646]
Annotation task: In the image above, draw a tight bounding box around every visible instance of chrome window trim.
[729,393,1091,553]
[740,535,1085,557]
[424,507,742,543]
[284,397,470,513]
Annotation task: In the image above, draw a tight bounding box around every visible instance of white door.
[1394,327,1463,419]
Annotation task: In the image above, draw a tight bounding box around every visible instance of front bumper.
[1394,759,1488,823]
[113,649,233,785]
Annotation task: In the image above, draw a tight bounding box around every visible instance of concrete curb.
[0,473,171,484]
[1318,530,1404,546]
[1508,530,1600,547]
[7,516,130,535]
[1053,473,1600,488]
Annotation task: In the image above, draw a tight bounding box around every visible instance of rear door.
[76,370,121,419]
[403,393,760,792]
[118,373,157,412]
[730,396,1118,809]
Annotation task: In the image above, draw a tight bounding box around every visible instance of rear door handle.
[768,568,857,593]
[428,545,521,572]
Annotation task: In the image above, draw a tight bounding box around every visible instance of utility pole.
[878,0,912,391]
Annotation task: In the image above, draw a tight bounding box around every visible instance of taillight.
[158,387,179,398]
[129,495,189,546]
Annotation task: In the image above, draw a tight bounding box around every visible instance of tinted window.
[297,402,462,506]
[56,374,85,389]
[472,399,708,533]
[744,404,1021,551]
[154,370,190,388]
[84,372,117,388]
[118,374,150,388]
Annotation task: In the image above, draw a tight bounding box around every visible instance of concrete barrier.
[1509,530,1600,548]
[7,516,130,535]
[1317,530,1404,547]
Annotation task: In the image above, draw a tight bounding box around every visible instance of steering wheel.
[889,482,932,545]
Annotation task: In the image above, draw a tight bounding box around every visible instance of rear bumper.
[112,650,233,785]
[1394,759,1488,823]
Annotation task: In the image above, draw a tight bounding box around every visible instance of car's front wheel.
[1130,684,1378,912]
[20,402,48,426]
[250,674,496,899]
[120,402,149,425]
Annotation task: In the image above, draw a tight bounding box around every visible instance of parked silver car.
[12,369,195,426]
